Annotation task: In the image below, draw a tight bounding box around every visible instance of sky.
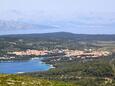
[0,0,115,34]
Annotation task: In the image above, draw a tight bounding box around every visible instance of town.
[0,48,111,60]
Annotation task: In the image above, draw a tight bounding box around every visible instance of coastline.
[0,56,53,74]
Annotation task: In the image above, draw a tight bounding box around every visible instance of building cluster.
[0,56,15,60]
[7,49,111,58]
[0,54,16,60]
[12,49,48,56]
[64,49,111,58]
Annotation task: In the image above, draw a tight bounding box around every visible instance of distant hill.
[0,32,115,50]
[1,32,115,41]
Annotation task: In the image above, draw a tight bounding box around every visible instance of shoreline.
[0,56,54,74]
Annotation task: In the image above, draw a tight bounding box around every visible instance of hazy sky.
[0,0,115,34]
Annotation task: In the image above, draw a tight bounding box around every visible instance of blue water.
[0,57,51,74]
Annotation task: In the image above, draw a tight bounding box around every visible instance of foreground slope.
[0,74,76,86]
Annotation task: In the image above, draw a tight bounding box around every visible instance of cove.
[0,57,52,74]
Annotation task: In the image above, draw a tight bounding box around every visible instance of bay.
[0,57,51,74]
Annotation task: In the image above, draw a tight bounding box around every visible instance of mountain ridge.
[1,32,115,41]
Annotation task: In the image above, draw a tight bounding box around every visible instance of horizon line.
[0,31,115,36]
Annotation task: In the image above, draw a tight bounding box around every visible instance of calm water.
[0,57,51,74]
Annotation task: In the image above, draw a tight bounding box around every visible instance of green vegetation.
[24,55,115,86]
[1,32,115,51]
[0,74,76,86]
[1,32,115,86]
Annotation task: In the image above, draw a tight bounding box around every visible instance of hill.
[0,32,115,51]
[1,32,115,41]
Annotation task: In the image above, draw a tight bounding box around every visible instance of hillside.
[0,32,115,51]
[1,32,115,41]
[0,74,76,86]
